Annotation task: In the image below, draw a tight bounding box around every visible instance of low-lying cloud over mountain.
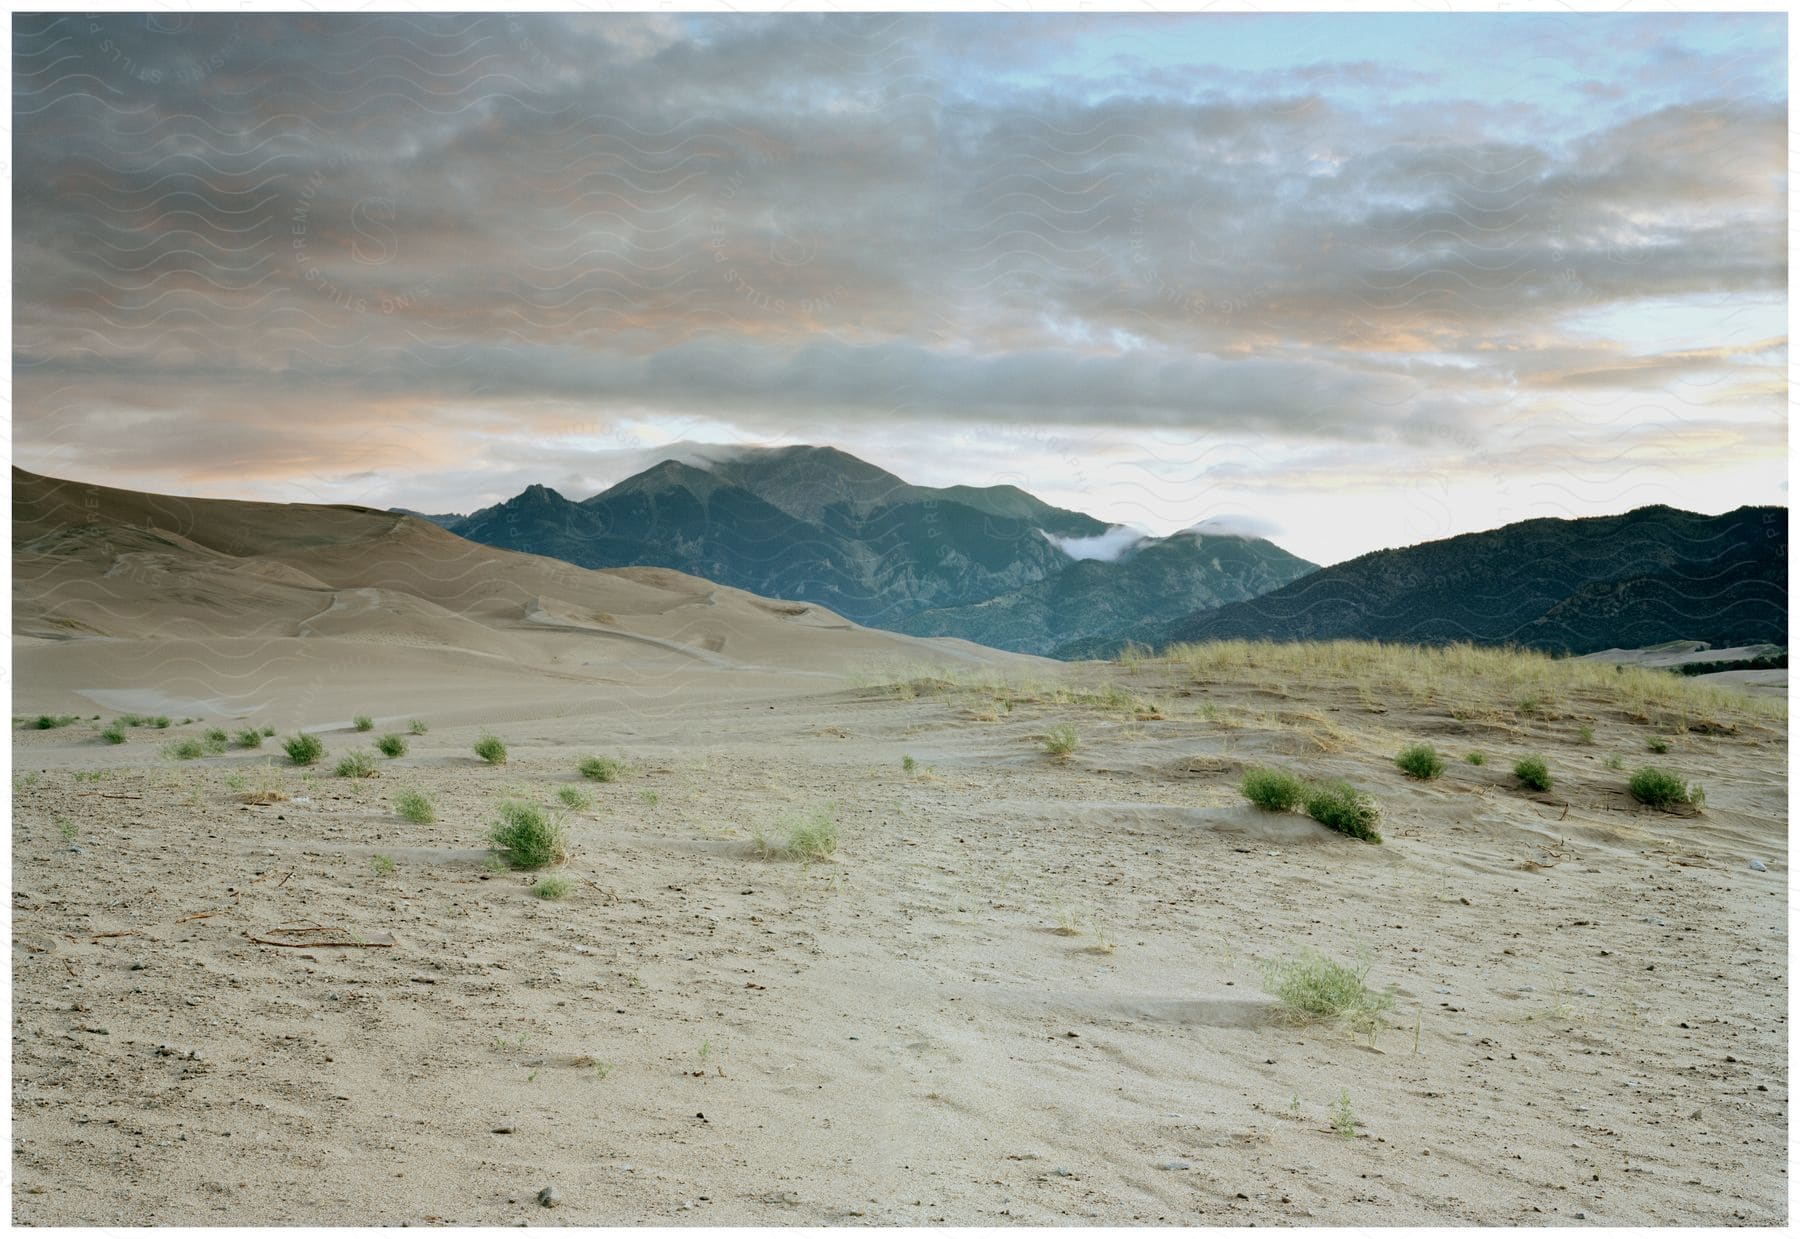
[11,13,1787,565]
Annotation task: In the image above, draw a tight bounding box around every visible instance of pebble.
[492,1122,517,1135]
[1156,1160,1193,1171]
[1050,1168,1074,1178]
[1750,859,1767,872]
[536,1186,561,1208]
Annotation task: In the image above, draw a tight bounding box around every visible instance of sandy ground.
[11,662,1788,1226]
[9,470,1789,1225]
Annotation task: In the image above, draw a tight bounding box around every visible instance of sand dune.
[13,469,1028,720]
[10,472,1788,1226]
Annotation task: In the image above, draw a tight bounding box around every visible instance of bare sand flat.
[10,475,1789,1226]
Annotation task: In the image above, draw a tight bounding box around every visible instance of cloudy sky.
[12,12,1787,565]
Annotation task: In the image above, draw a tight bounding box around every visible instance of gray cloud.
[10,12,1787,542]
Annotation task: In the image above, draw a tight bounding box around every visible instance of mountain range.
[415,446,1317,656]
[414,447,1787,659]
[1103,503,1786,656]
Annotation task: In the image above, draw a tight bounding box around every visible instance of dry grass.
[1154,640,1782,730]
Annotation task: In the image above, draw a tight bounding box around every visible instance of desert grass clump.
[393,789,435,824]
[557,785,593,811]
[1041,724,1079,760]
[489,800,568,870]
[375,733,408,758]
[534,874,574,900]
[1629,766,1703,810]
[371,854,397,877]
[1577,725,1595,745]
[1513,755,1553,792]
[579,755,626,782]
[336,750,379,779]
[1465,751,1486,766]
[202,727,230,755]
[1240,767,1306,812]
[353,714,374,732]
[166,737,207,761]
[473,735,508,765]
[407,719,429,735]
[30,715,78,730]
[1647,736,1671,754]
[284,733,325,766]
[1261,948,1395,1032]
[234,727,265,749]
[1395,743,1445,780]
[101,721,127,745]
[1302,779,1381,843]
[753,809,840,862]
[240,778,289,805]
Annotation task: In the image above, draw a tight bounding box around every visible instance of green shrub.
[557,785,593,811]
[336,750,379,779]
[393,789,435,824]
[1261,948,1395,1031]
[754,809,840,862]
[1302,780,1381,843]
[1041,724,1079,759]
[1513,756,1552,792]
[902,754,916,773]
[473,735,508,765]
[1605,754,1624,770]
[261,725,277,737]
[202,728,230,755]
[353,715,374,732]
[375,734,407,758]
[150,716,172,729]
[1648,736,1671,754]
[534,875,574,900]
[284,733,325,766]
[1577,725,1595,745]
[1629,766,1702,810]
[1395,743,1444,779]
[1240,767,1305,812]
[579,755,625,782]
[166,737,207,761]
[1465,751,1485,766]
[489,800,567,870]
[30,715,77,730]
[371,854,397,877]
[407,719,429,735]
[101,722,127,745]
[234,728,265,749]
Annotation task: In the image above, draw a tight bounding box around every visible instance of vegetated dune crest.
[12,469,1033,721]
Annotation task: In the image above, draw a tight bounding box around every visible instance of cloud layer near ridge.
[11,12,1788,560]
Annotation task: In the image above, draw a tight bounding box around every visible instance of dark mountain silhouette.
[1136,504,1787,655]
[900,530,1317,656]
[415,446,1316,646]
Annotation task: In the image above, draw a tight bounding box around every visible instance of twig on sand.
[248,926,395,949]
[79,792,143,800]
[176,893,241,923]
[248,868,295,887]
[76,930,140,943]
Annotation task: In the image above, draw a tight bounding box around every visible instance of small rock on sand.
[536,1186,561,1208]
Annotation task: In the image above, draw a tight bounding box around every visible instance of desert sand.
[10,472,1789,1226]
